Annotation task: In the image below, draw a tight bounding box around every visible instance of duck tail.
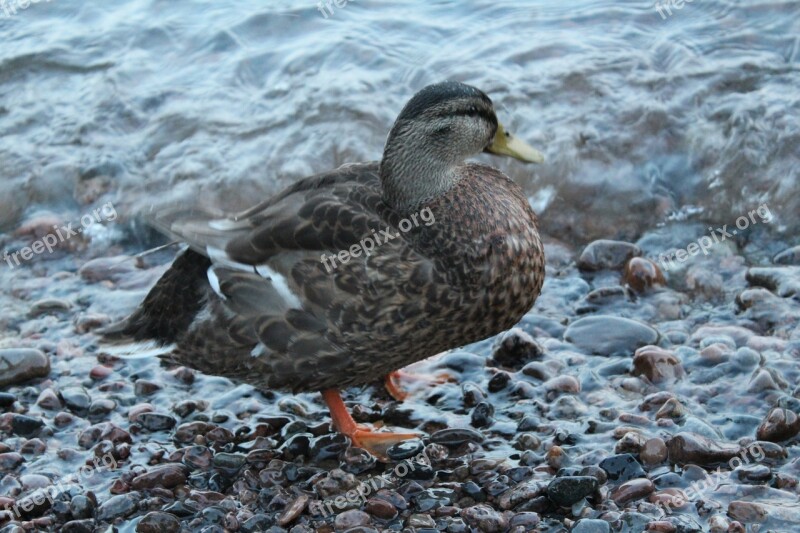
[98,248,212,347]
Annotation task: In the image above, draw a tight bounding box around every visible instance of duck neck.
[379,136,463,214]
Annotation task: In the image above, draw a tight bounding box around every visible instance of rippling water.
[0,0,797,243]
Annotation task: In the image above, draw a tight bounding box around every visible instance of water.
[1,1,799,531]
[0,0,797,243]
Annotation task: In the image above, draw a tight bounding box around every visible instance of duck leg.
[321,388,420,461]
[384,369,455,401]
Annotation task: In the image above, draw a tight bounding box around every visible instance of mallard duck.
[102,81,545,458]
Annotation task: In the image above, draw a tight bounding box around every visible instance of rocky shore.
[1,222,799,532]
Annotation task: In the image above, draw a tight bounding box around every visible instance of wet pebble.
[490,328,543,368]
[578,240,641,271]
[640,438,668,466]
[756,407,800,442]
[60,387,91,412]
[130,464,187,490]
[470,402,495,428]
[96,492,140,522]
[599,454,645,482]
[773,245,800,265]
[36,388,62,410]
[632,346,684,383]
[430,428,484,447]
[565,316,659,357]
[460,504,508,532]
[365,497,397,519]
[136,511,180,533]
[611,478,654,505]
[0,392,15,408]
[0,348,50,387]
[406,513,436,528]
[666,433,740,466]
[11,414,43,437]
[546,476,598,507]
[69,495,94,519]
[623,257,665,293]
[572,518,611,533]
[0,452,25,470]
[27,298,71,317]
[136,412,177,432]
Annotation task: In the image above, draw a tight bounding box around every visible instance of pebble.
[36,388,62,410]
[666,432,741,466]
[406,513,436,528]
[460,504,508,532]
[623,258,665,293]
[335,509,371,529]
[572,518,611,533]
[96,492,140,522]
[0,392,15,408]
[564,316,659,356]
[632,346,684,383]
[611,478,654,505]
[27,298,71,317]
[773,245,800,265]
[136,412,177,431]
[0,348,50,387]
[430,428,484,447]
[756,407,800,442]
[365,497,397,519]
[546,476,598,507]
[578,240,641,271]
[599,454,645,482]
[136,511,181,533]
[0,452,25,470]
[130,464,187,490]
[11,414,44,437]
[60,387,91,412]
[640,438,668,466]
[490,328,544,368]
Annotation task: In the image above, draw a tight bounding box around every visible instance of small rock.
[136,511,180,533]
[611,478,654,505]
[632,346,684,383]
[96,492,140,522]
[578,240,641,271]
[130,464,187,490]
[11,414,44,437]
[0,349,50,387]
[572,518,611,533]
[490,328,544,368]
[365,497,397,519]
[61,387,91,412]
[774,245,800,265]
[406,513,436,528]
[624,257,665,293]
[36,388,62,410]
[666,433,740,466]
[461,504,508,532]
[546,476,598,507]
[0,452,25,471]
[756,407,800,442]
[430,428,484,447]
[599,454,646,482]
[136,413,177,432]
[640,438,668,466]
[565,316,659,357]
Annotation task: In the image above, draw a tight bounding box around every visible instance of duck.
[101,81,546,459]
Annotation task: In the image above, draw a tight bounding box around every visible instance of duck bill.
[485,123,544,164]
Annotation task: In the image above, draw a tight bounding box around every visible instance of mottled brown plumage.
[102,81,545,452]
